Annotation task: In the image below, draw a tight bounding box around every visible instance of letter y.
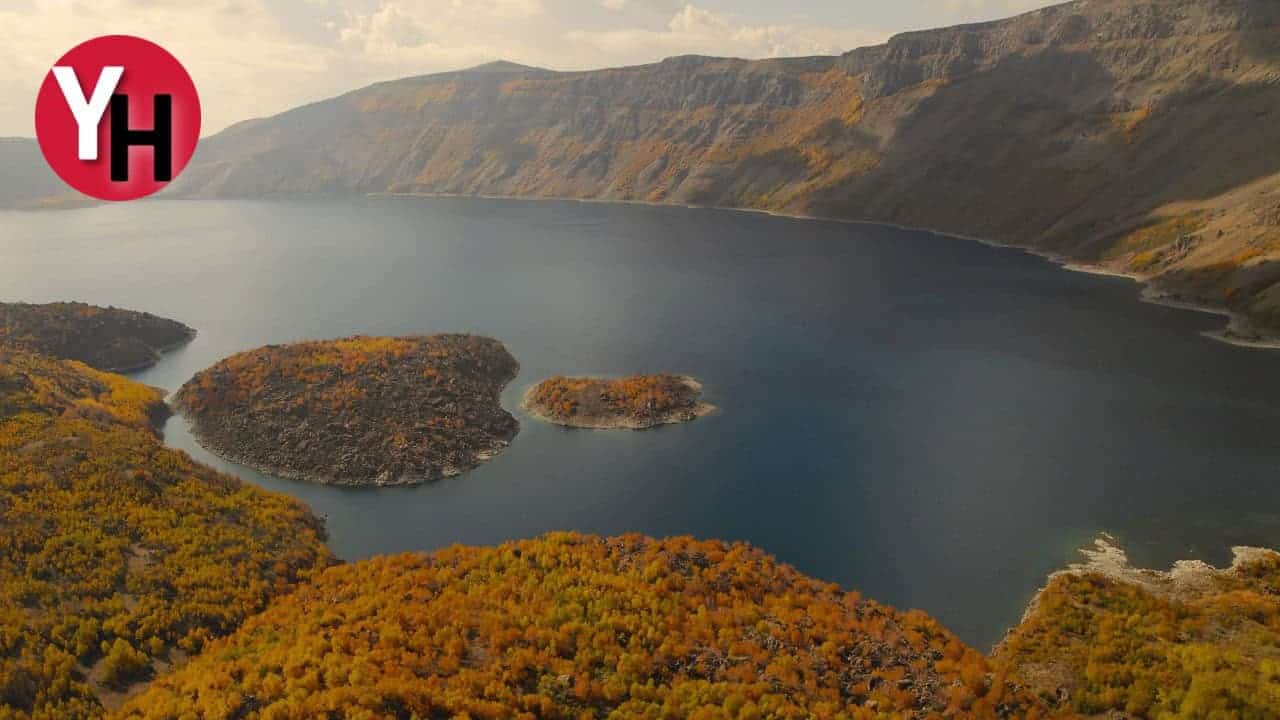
[52,66,123,161]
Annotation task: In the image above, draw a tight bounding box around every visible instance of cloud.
[339,4,434,51]
[0,0,333,137]
[333,0,546,66]
[567,5,887,60]
[329,2,888,91]
[935,0,1050,20]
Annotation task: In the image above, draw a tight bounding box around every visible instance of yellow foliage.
[118,533,1042,719]
[0,353,164,432]
[529,374,697,423]
[1112,103,1153,143]
[994,554,1280,717]
[1107,213,1206,267]
[0,352,334,719]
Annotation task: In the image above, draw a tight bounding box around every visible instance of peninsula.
[994,535,1280,715]
[0,302,194,372]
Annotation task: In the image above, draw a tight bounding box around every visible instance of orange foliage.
[528,374,701,425]
[0,352,334,719]
[994,555,1280,717]
[119,533,1043,719]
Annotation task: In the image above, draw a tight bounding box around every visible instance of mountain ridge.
[160,0,1280,338]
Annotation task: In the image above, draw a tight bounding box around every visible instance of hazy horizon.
[2,0,1054,139]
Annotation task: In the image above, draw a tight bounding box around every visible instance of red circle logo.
[35,35,200,202]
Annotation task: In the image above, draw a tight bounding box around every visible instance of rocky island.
[173,334,519,486]
[0,301,195,372]
[522,374,715,429]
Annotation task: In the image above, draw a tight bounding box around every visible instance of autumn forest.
[0,300,1276,718]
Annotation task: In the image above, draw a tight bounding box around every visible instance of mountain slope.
[0,351,334,718]
[173,0,1280,340]
[0,138,80,209]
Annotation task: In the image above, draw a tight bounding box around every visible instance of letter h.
[110,94,173,182]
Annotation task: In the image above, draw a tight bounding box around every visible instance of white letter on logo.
[52,66,123,161]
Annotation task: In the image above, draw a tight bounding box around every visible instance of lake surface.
[5,196,1280,648]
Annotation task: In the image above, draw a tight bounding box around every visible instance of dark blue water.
[4,196,1280,648]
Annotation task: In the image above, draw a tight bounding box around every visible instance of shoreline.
[519,375,717,430]
[111,328,199,375]
[172,408,504,487]
[1053,257,1280,351]
[371,190,1280,352]
[167,337,522,488]
[992,533,1279,655]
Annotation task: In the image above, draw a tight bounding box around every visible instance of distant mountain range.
[9,0,1280,337]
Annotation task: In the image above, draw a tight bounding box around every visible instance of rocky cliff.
[11,0,1277,339]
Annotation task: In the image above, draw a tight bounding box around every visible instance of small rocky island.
[0,301,195,372]
[173,334,519,486]
[522,374,715,429]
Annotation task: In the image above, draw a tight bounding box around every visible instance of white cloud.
[339,4,433,51]
[567,4,886,60]
[0,0,332,137]
[334,0,545,66]
[936,0,1050,20]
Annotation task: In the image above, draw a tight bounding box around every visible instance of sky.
[0,0,1055,138]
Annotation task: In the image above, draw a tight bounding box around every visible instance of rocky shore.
[173,334,519,486]
[1048,534,1274,603]
[992,534,1280,715]
[522,374,716,430]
